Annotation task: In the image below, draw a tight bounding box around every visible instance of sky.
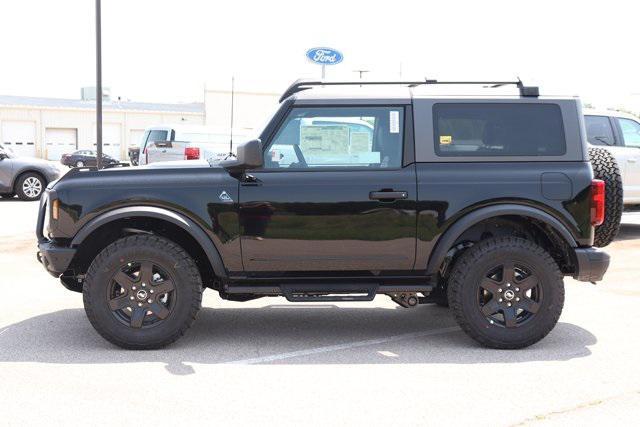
[0,0,639,111]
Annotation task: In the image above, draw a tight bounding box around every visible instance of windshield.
[0,143,14,158]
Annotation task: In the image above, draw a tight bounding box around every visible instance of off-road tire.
[15,172,45,200]
[589,147,623,247]
[83,235,203,349]
[447,237,564,349]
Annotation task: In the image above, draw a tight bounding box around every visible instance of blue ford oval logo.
[306,47,343,65]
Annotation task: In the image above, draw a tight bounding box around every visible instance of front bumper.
[573,247,610,282]
[37,241,76,277]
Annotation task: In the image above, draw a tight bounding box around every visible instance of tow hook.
[388,292,419,308]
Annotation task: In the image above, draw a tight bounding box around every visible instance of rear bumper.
[573,247,610,282]
[37,241,76,277]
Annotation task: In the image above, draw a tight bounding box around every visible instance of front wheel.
[83,235,203,349]
[16,173,44,200]
[447,237,564,349]
[75,160,85,167]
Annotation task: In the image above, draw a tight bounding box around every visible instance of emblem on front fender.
[219,191,233,203]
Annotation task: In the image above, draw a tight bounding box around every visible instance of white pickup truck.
[584,109,640,206]
[138,125,253,165]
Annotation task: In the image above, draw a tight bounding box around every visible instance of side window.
[617,118,640,148]
[433,103,566,156]
[585,116,615,146]
[263,107,403,169]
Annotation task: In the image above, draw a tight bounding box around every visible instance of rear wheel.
[589,147,623,247]
[83,235,203,349]
[75,160,85,167]
[447,237,564,349]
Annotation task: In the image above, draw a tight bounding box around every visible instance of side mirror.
[0,152,7,160]
[221,139,263,172]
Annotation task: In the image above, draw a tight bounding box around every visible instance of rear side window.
[434,103,566,156]
[585,116,615,146]
[148,130,168,143]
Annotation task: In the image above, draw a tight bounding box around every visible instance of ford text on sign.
[306,47,343,65]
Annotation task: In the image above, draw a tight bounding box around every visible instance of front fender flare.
[425,204,578,276]
[70,206,227,278]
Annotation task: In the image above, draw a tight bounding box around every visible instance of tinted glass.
[585,116,615,146]
[434,103,566,156]
[264,107,403,169]
[148,130,168,143]
[617,118,640,148]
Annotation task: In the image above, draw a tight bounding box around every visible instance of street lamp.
[95,0,103,169]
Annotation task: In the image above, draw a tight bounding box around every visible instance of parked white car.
[584,109,640,206]
[138,124,253,165]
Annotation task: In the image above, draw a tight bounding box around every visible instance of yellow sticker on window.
[440,135,452,145]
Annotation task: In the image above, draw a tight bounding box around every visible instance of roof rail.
[279,78,539,102]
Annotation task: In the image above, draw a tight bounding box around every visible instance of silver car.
[0,143,62,200]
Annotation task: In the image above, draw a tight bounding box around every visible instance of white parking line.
[223,326,460,365]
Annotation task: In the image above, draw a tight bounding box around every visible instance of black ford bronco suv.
[37,79,610,350]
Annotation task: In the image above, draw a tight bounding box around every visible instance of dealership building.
[0,86,280,161]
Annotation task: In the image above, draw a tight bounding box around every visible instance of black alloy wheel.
[477,262,542,328]
[107,260,176,329]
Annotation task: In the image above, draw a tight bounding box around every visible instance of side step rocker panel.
[224,282,434,303]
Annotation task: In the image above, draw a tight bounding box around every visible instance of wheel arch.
[425,204,578,276]
[70,206,227,281]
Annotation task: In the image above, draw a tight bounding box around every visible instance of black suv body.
[36,80,610,349]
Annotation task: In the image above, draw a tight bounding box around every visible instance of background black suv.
[36,79,609,350]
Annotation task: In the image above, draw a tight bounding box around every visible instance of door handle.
[369,190,408,201]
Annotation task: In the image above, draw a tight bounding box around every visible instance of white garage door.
[1,121,36,157]
[129,129,145,148]
[92,123,122,160]
[45,128,77,160]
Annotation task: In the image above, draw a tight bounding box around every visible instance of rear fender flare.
[425,204,577,275]
[70,206,227,278]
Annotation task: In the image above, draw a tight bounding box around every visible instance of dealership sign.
[306,47,344,65]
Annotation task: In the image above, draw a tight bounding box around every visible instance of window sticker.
[390,110,400,134]
[440,135,452,145]
[350,132,372,153]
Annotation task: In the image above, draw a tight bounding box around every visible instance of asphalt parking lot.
[0,198,639,426]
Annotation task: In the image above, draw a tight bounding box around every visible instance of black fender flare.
[70,206,227,278]
[425,204,578,275]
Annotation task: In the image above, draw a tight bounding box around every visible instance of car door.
[238,105,417,274]
[614,117,640,203]
[142,129,171,164]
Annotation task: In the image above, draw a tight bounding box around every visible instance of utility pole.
[95,0,103,169]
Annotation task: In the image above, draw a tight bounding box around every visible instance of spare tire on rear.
[588,147,623,247]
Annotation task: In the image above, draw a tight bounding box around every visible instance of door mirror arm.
[221,139,264,173]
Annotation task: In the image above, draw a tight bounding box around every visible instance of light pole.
[95,0,103,169]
